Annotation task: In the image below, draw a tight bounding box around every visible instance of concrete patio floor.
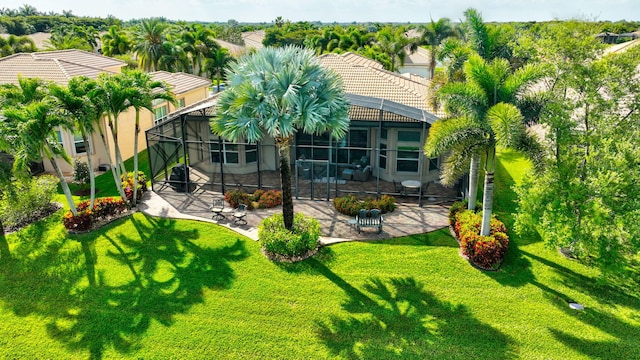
[138,187,454,245]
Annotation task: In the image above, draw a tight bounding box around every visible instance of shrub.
[333,195,396,216]
[121,171,148,202]
[63,197,127,231]
[225,189,250,209]
[73,160,90,188]
[256,190,282,209]
[0,174,58,229]
[259,213,321,259]
[225,189,283,210]
[453,209,510,269]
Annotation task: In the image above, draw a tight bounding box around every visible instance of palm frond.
[487,102,524,148]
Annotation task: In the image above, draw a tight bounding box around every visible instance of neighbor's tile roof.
[30,49,125,70]
[319,52,443,117]
[150,71,212,95]
[241,30,265,50]
[0,53,109,86]
[403,46,431,65]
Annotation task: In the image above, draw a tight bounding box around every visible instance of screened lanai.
[145,93,462,206]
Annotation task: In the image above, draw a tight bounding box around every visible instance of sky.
[3,0,638,23]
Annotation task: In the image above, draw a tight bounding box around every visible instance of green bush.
[333,195,396,216]
[259,213,320,259]
[0,174,58,229]
[73,159,90,189]
[225,189,251,209]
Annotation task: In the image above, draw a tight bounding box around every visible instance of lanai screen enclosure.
[145,94,461,206]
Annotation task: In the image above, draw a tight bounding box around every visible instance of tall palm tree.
[1,80,77,216]
[375,26,411,72]
[204,47,233,92]
[132,18,168,72]
[425,54,547,234]
[0,34,36,56]
[461,8,511,62]
[128,71,175,206]
[212,46,350,230]
[416,17,457,79]
[50,77,104,208]
[101,25,131,56]
[180,23,218,76]
[96,72,135,201]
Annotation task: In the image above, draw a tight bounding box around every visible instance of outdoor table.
[401,180,421,195]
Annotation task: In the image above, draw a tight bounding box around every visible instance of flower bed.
[225,189,283,210]
[63,197,128,232]
[333,194,395,216]
[449,201,509,270]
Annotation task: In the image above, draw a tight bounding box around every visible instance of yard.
[1,150,639,359]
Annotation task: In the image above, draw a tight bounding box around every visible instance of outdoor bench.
[355,209,383,234]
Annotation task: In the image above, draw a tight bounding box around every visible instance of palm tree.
[461,8,511,62]
[425,54,547,234]
[128,71,175,206]
[180,23,218,76]
[132,18,168,72]
[416,18,457,79]
[204,47,233,92]
[101,25,131,56]
[375,26,411,72]
[96,72,136,201]
[1,79,77,216]
[0,34,36,56]
[50,77,104,208]
[212,46,350,230]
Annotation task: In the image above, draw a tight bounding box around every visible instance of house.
[146,52,448,204]
[0,49,212,175]
[398,46,433,79]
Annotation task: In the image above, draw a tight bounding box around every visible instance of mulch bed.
[4,203,62,234]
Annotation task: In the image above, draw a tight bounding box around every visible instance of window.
[429,157,439,171]
[73,132,90,154]
[177,98,185,108]
[379,142,387,170]
[245,143,257,164]
[336,129,368,164]
[210,141,239,164]
[153,103,168,125]
[396,130,421,173]
[295,132,330,160]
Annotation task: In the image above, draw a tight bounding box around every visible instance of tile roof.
[241,30,265,50]
[403,46,431,65]
[150,71,212,95]
[0,53,108,86]
[214,39,245,57]
[31,49,125,70]
[318,52,443,117]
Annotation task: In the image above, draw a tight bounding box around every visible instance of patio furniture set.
[210,199,247,225]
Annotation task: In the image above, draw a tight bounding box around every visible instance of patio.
[141,182,458,244]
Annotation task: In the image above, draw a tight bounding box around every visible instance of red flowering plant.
[63,197,128,231]
[451,208,510,270]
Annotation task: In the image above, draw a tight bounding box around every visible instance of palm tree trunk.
[132,111,140,206]
[82,134,96,208]
[480,147,497,236]
[48,153,77,216]
[278,144,294,230]
[429,45,437,79]
[0,220,10,262]
[468,153,480,210]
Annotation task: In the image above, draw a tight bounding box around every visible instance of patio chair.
[210,199,225,221]
[353,165,372,182]
[233,204,247,225]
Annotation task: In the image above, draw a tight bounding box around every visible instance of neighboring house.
[146,52,446,202]
[0,49,211,175]
[241,30,265,51]
[398,46,432,79]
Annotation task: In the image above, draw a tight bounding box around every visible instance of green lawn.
[2,150,640,359]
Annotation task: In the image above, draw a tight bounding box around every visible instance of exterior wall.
[43,86,210,176]
[185,120,278,176]
[42,129,109,175]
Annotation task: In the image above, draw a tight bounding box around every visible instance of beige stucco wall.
[42,86,210,176]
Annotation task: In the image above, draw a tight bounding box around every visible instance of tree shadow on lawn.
[311,259,517,359]
[1,214,249,360]
[547,299,640,359]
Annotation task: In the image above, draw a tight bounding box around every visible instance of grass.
[1,150,640,359]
